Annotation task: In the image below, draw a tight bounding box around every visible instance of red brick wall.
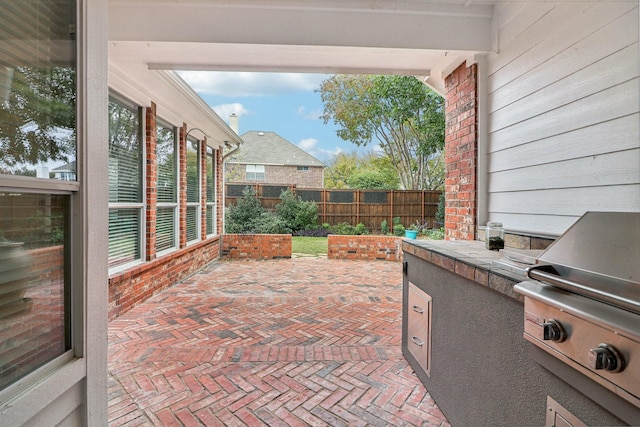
[444,63,478,241]
[221,234,292,259]
[179,124,188,248]
[226,164,323,188]
[108,237,221,320]
[327,235,402,262]
[200,136,208,240]
[145,103,157,260]
[216,150,224,235]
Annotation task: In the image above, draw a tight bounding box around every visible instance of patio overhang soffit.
[109,0,496,96]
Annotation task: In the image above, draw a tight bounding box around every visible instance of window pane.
[206,205,214,235]
[186,206,198,242]
[109,100,142,203]
[0,192,69,390]
[206,148,215,201]
[186,139,199,203]
[0,2,77,179]
[256,165,265,181]
[157,125,176,203]
[156,207,175,253]
[108,208,140,268]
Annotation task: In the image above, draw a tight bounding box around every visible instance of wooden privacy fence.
[225,184,442,232]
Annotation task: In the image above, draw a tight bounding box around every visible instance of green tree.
[324,151,358,189]
[346,170,394,190]
[0,67,76,172]
[319,75,445,190]
[324,150,399,190]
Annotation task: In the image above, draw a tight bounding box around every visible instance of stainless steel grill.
[515,211,640,423]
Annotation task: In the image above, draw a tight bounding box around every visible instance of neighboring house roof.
[52,161,76,172]
[229,131,324,167]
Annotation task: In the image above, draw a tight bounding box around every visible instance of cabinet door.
[407,282,432,376]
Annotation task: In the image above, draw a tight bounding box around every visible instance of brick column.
[145,102,157,260]
[216,149,224,235]
[200,138,208,240]
[179,123,187,248]
[444,63,478,241]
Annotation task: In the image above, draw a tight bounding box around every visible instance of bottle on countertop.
[485,222,504,250]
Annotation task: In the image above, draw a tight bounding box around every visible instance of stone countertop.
[402,239,537,302]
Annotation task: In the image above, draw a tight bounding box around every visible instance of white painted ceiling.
[109,0,496,95]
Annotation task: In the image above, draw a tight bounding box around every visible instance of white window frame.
[107,94,145,273]
[155,121,179,256]
[186,136,201,245]
[246,164,265,181]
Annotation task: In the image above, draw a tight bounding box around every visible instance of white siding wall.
[485,1,640,235]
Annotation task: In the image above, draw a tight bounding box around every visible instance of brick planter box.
[108,237,221,320]
[328,235,402,262]
[222,234,292,260]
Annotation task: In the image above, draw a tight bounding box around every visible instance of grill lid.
[527,211,640,313]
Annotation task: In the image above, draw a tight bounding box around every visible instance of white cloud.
[372,144,385,155]
[178,71,329,97]
[211,103,249,120]
[297,138,344,161]
[297,106,323,120]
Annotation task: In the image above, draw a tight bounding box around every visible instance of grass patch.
[292,236,328,255]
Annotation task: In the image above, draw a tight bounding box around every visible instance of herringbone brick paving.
[108,258,449,426]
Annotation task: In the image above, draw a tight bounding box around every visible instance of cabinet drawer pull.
[412,305,424,314]
[411,336,424,347]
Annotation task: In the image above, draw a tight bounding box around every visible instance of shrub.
[295,228,332,237]
[253,212,289,234]
[275,189,319,233]
[354,223,368,235]
[393,224,406,236]
[330,222,356,235]
[330,222,368,235]
[392,217,405,236]
[225,187,265,233]
[380,219,389,235]
[426,227,445,240]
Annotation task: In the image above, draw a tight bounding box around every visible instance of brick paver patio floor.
[108,258,449,426]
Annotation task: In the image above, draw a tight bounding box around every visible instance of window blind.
[108,100,142,204]
[186,138,199,203]
[156,207,175,253]
[157,124,176,203]
[108,208,140,268]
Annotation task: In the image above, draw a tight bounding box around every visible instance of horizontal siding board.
[489,43,638,133]
[485,3,639,236]
[490,2,577,75]
[489,4,638,110]
[488,149,640,193]
[489,114,640,172]
[485,213,579,236]
[488,185,640,217]
[489,79,639,153]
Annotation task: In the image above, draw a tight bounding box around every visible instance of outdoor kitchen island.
[401,239,634,426]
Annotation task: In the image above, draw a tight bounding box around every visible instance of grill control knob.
[588,344,625,373]
[543,319,567,343]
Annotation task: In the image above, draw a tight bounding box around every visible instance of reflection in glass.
[0,1,77,179]
[0,192,69,390]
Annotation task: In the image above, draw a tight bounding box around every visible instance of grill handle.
[526,264,579,290]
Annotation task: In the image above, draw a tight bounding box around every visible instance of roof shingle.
[228,131,324,167]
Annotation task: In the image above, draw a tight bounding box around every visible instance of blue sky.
[178,71,370,163]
